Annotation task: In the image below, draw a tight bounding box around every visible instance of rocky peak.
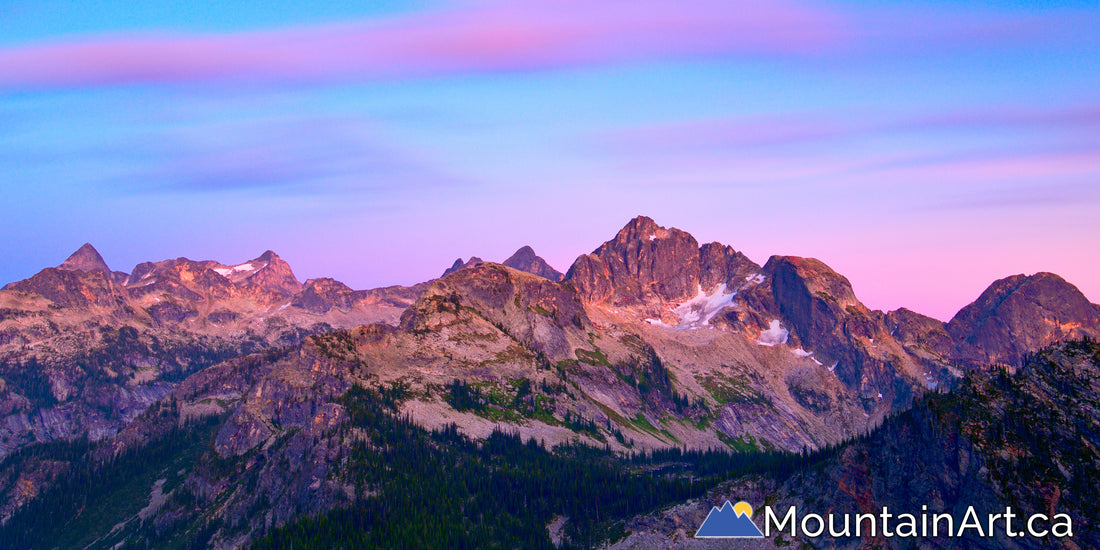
[236,250,302,296]
[505,245,538,264]
[502,246,564,282]
[565,216,702,305]
[947,272,1100,365]
[58,243,111,274]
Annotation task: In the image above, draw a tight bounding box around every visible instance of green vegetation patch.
[716,432,765,453]
[575,348,611,367]
[699,373,769,407]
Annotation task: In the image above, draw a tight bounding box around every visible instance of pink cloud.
[0,0,846,89]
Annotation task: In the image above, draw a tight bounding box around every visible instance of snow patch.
[670,284,737,330]
[214,261,267,278]
[756,320,789,346]
[648,234,657,241]
[233,262,265,274]
[790,347,813,358]
[648,284,737,330]
[744,273,766,285]
[131,276,157,287]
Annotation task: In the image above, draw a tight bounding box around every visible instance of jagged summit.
[565,216,757,305]
[58,243,111,273]
[441,256,483,277]
[441,247,564,282]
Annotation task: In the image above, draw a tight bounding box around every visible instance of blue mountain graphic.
[694,501,765,538]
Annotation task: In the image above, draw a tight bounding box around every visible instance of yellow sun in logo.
[733,501,753,518]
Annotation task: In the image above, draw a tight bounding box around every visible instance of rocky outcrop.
[293,278,360,314]
[885,307,954,359]
[698,242,758,289]
[565,219,950,405]
[3,266,130,310]
[292,278,425,318]
[402,263,591,362]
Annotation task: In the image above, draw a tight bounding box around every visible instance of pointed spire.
[58,243,111,273]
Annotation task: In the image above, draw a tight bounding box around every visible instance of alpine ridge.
[0,216,1096,549]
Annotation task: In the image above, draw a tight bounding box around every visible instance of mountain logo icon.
[694,500,766,538]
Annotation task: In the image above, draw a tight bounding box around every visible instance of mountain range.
[0,216,1096,549]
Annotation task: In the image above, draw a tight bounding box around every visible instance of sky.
[1,0,1097,321]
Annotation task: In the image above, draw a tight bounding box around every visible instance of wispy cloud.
[0,111,465,196]
[0,0,846,89]
[117,116,464,195]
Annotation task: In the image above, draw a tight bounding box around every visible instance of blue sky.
[1,0,1098,320]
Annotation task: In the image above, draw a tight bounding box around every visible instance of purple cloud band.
[0,0,844,89]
